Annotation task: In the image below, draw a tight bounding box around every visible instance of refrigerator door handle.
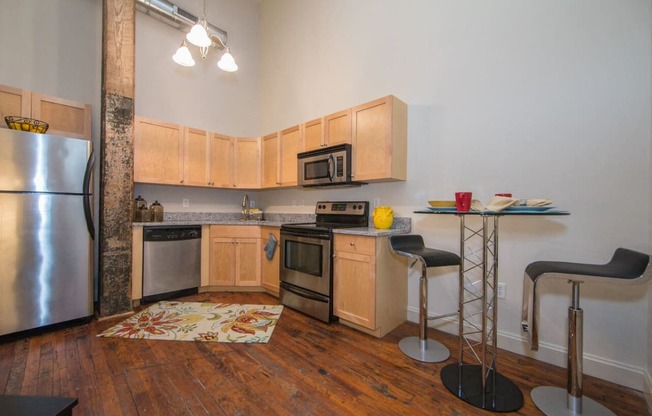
[83,150,95,240]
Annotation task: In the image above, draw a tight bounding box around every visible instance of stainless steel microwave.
[297,144,364,187]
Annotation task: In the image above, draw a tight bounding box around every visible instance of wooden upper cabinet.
[324,108,352,147]
[209,133,234,188]
[279,125,300,186]
[301,117,323,152]
[0,84,92,140]
[233,137,261,189]
[32,93,92,140]
[131,94,408,189]
[184,127,209,187]
[134,116,183,184]
[0,84,30,121]
[262,132,280,188]
[351,96,407,182]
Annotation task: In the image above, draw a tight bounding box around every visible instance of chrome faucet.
[242,194,250,220]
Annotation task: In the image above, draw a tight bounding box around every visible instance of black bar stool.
[521,247,651,416]
[389,234,461,363]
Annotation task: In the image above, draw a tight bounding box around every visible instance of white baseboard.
[407,308,646,391]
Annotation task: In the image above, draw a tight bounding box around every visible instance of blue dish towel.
[264,233,277,260]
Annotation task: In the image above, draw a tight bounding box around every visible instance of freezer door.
[0,129,91,194]
[0,193,92,336]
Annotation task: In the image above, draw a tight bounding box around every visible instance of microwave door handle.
[327,154,335,182]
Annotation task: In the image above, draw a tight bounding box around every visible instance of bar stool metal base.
[441,363,524,412]
[398,336,450,363]
[531,386,615,416]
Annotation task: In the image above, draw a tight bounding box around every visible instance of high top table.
[0,395,78,416]
[414,207,569,412]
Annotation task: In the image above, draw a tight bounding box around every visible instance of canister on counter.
[134,195,148,221]
[137,205,151,222]
[151,200,164,222]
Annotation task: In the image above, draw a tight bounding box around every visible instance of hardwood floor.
[0,292,648,415]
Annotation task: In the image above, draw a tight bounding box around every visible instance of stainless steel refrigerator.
[0,128,94,337]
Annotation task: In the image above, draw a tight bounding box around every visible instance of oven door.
[279,231,331,296]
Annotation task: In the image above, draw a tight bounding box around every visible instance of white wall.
[258,0,652,390]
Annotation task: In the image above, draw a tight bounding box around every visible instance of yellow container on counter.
[372,206,394,229]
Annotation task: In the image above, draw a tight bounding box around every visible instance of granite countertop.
[133,212,411,237]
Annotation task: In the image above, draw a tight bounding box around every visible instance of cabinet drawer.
[334,234,375,256]
[210,225,260,238]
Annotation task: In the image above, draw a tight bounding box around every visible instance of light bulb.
[172,42,195,67]
[217,48,238,72]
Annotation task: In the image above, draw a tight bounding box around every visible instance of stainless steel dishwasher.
[142,225,201,303]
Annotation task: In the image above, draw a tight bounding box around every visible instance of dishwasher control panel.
[143,226,201,242]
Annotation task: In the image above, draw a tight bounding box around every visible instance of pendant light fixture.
[138,0,238,72]
[168,0,238,72]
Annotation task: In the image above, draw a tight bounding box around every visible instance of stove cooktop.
[281,201,370,231]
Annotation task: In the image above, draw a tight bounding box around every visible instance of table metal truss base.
[449,215,524,412]
[441,363,523,412]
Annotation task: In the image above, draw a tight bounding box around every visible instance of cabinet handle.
[180,179,184,184]
[349,242,355,247]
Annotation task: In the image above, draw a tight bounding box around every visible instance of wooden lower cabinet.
[260,227,281,295]
[333,234,407,338]
[208,226,261,287]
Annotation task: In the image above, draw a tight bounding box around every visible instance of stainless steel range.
[280,201,369,322]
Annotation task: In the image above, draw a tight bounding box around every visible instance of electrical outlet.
[250,200,255,208]
[373,197,380,208]
[497,283,506,299]
[182,198,189,208]
[292,200,297,207]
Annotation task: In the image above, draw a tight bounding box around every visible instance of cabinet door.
[324,108,351,147]
[31,93,92,140]
[234,137,261,189]
[209,133,234,188]
[261,227,280,294]
[184,127,209,187]
[302,118,323,151]
[279,125,300,186]
[0,84,31,124]
[333,250,376,329]
[351,96,407,182]
[134,116,183,184]
[235,238,261,286]
[209,238,236,286]
[261,132,279,188]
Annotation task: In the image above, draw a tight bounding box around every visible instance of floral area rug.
[97,301,283,343]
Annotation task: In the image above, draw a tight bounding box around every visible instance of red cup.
[495,193,512,197]
[455,192,472,212]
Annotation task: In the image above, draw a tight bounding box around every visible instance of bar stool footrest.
[398,336,450,363]
[531,386,615,416]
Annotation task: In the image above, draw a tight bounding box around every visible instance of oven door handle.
[281,283,329,303]
[327,154,335,182]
